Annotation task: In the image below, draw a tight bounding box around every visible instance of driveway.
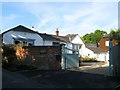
[69,62,109,75]
[0,67,2,89]
[2,68,120,88]
[2,69,48,88]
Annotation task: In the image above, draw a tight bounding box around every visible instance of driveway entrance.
[69,62,109,75]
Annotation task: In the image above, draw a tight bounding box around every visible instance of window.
[23,41,27,46]
[73,44,80,50]
[14,40,20,44]
[28,43,33,46]
[105,41,109,46]
[14,38,34,46]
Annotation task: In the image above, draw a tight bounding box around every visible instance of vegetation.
[82,30,107,44]
[109,29,120,41]
[2,44,37,71]
[81,56,98,62]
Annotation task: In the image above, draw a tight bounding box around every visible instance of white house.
[2,25,43,46]
[79,43,109,62]
[2,25,83,54]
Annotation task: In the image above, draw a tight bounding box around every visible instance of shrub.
[2,45,17,68]
[2,44,36,71]
[81,56,98,62]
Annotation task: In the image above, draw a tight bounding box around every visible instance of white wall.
[95,53,106,61]
[3,31,44,46]
[71,35,84,45]
[44,41,52,46]
[79,45,107,61]
[106,52,109,61]
[65,43,73,53]
[69,35,108,62]
[81,46,95,58]
[66,43,72,49]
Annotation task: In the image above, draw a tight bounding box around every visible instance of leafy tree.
[82,30,107,44]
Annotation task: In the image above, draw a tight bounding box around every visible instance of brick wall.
[99,37,109,51]
[23,46,62,70]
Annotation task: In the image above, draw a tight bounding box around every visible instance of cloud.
[2,2,118,36]
[36,16,55,30]
[102,21,118,33]
[2,14,18,31]
[63,2,110,23]
[3,14,18,22]
[1,0,119,2]
[61,3,116,36]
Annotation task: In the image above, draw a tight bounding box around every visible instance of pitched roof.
[39,33,63,42]
[66,34,78,41]
[39,33,70,42]
[2,25,37,35]
[85,43,97,48]
[2,25,78,43]
[103,34,110,38]
[86,47,107,53]
[52,35,70,42]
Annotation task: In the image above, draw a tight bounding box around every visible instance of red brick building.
[98,35,119,52]
[98,35,109,52]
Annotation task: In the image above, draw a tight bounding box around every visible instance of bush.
[2,44,37,71]
[81,56,98,62]
[2,45,17,68]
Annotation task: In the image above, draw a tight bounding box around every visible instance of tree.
[82,30,107,44]
[109,29,120,41]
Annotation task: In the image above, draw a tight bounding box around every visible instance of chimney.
[56,28,59,36]
[32,26,34,29]
[31,26,36,31]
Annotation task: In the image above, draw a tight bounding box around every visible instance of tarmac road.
[2,68,120,89]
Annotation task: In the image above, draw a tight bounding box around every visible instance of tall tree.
[82,30,107,44]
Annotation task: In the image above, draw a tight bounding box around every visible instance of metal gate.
[109,42,120,77]
[61,46,80,69]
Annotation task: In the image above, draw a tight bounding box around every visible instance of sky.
[1,0,119,36]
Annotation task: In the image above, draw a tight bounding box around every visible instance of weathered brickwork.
[23,46,62,70]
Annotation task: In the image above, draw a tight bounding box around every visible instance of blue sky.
[1,1,119,36]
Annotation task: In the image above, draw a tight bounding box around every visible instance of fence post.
[61,45,65,69]
[109,41,113,76]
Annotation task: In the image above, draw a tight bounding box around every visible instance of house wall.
[71,35,84,45]
[43,41,52,46]
[23,46,62,70]
[95,53,107,62]
[80,45,108,61]
[80,46,95,58]
[65,43,73,53]
[106,52,109,62]
[71,35,84,54]
[3,31,43,46]
[99,37,109,51]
